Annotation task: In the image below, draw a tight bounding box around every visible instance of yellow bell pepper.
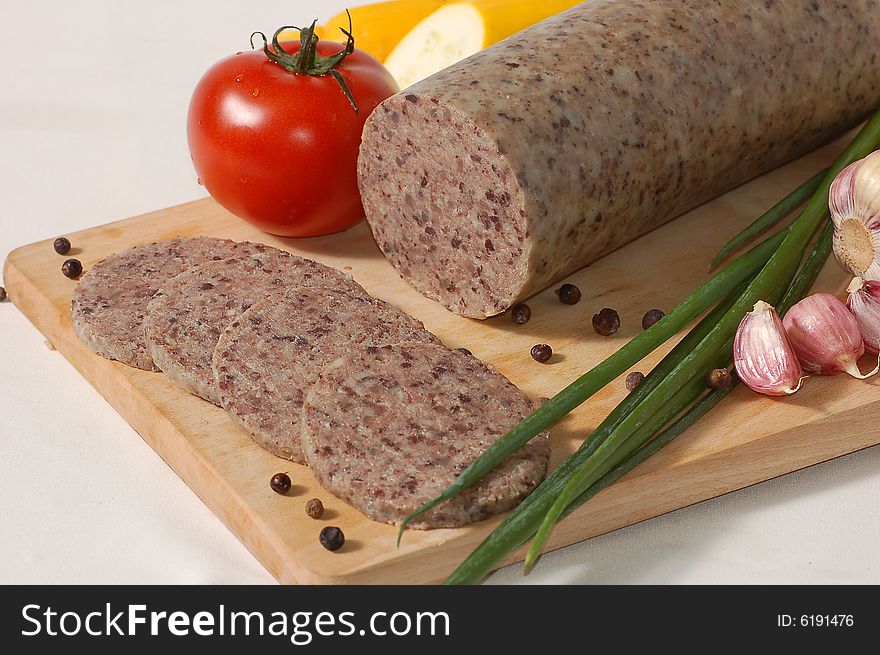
[385,0,583,87]
[315,1,453,63]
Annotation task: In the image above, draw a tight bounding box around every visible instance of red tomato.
[187,34,398,237]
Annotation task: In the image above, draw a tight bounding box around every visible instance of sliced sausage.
[301,342,550,528]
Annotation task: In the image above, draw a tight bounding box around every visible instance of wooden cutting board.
[4,133,878,584]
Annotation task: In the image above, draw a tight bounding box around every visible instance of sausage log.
[357,0,880,318]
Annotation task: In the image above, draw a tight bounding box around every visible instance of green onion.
[555,224,833,526]
[709,168,827,269]
[396,229,783,540]
[549,222,835,536]
[524,112,880,568]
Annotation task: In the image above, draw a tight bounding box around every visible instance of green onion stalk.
[524,114,880,568]
[437,108,880,584]
[709,168,827,269]
[559,220,834,523]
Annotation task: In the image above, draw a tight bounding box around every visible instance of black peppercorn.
[530,343,552,363]
[625,371,645,391]
[642,308,665,330]
[705,368,731,390]
[53,237,71,255]
[270,472,292,494]
[305,498,324,519]
[61,259,83,279]
[319,526,345,551]
[556,283,582,305]
[0,286,6,302]
[511,303,531,324]
[592,308,620,336]
[455,347,473,356]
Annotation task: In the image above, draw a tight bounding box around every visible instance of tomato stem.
[297,28,319,73]
[250,10,359,112]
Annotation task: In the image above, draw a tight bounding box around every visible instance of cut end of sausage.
[358,94,530,319]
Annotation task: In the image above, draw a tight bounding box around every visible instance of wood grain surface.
[4,132,878,584]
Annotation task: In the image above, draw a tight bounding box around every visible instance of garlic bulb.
[782,293,876,379]
[829,150,880,279]
[846,277,880,355]
[734,301,804,396]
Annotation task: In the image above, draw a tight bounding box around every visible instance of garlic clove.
[846,276,880,355]
[782,292,876,379]
[734,300,804,396]
[829,151,880,280]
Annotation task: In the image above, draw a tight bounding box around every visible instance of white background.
[1,0,877,585]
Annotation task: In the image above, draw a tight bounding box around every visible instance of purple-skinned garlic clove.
[734,300,804,396]
[782,292,877,379]
[846,277,880,355]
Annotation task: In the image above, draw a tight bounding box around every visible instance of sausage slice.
[302,342,550,528]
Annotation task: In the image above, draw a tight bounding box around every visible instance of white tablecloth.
[1,0,877,585]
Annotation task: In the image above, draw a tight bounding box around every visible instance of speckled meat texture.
[358,0,880,318]
[71,237,268,370]
[302,343,550,528]
[213,286,440,463]
[145,249,366,404]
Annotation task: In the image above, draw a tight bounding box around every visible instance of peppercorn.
[319,526,345,551]
[511,303,531,324]
[556,283,582,305]
[61,259,83,279]
[455,347,473,356]
[642,308,665,330]
[592,308,620,336]
[0,286,6,302]
[625,371,645,391]
[705,368,732,390]
[530,343,552,363]
[270,472,291,494]
[53,237,71,255]
[305,498,324,519]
